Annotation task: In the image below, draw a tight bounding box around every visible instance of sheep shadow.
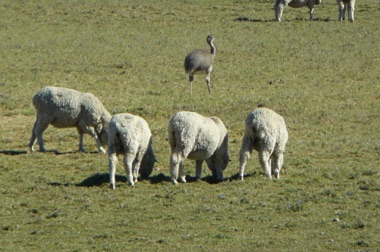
[0,150,28,155]
[233,16,332,22]
[47,172,171,188]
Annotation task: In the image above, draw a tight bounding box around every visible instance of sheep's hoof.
[172,179,178,185]
[110,183,115,190]
[240,176,244,181]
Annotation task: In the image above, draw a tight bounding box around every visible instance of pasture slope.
[0,0,379,251]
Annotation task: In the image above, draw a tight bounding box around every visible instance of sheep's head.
[96,121,109,147]
[139,139,157,178]
[206,152,230,173]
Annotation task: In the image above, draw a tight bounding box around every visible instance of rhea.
[184,35,216,95]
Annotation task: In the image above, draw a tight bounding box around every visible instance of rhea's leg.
[205,66,213,94]
[189,74,194,95]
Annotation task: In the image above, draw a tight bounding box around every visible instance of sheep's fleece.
[29,86,111,153]
[239,108,288,180]
[108,113,156,189]
[168,111,229,184]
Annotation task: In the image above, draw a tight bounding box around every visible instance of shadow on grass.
[0,150,28,155]
[233,16,332,22]
[48,172,172,188]
[47,172,255,188]
[0,149,101,155]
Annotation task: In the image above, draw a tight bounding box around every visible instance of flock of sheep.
[28,0,357,189]
[275,0,356,22]
[28,86,288,189]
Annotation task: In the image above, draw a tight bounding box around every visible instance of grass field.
[1,0,379,251]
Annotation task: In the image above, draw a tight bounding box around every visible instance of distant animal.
[337,0,355,22]
[29,86,111,153]
[108,113,156,189]
[239,108,288,180]
[184,35,216,95]
[168,111,230,184]
[274,0,322,21]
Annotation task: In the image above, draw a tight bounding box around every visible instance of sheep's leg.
[338,3,344,21]
[30,118,49,152]
[132,158,142,184]
[170,152,181,184]
[189,74,194,95]
[259,149,273,179]
[275,0,291,22]
[109,153,118,190]
[239,136,253,180]
[342,5,347,20]
[274,0,280,20]
[272,152,285,179]
[195,160,203,180]
[179,159,187,183]
[123,154,135,186]
[348,3,354,22]
[205,66,212,94]
[29,121,38,152]
[309,7,314,21]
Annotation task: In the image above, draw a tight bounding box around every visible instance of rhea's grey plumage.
[184,35,216,95]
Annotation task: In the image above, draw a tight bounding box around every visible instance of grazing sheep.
[274,0,321,21]
[29,86,111,153]
[168,111,229,184]
[337,0,355,22]
[184,35,216,95]
[239,108,288,180]
[108,113,156,189]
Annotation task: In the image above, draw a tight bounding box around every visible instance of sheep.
[337,0,355,22]
[274,0,322,22]
[29,86,111,154]
[108,113,156,189]
[239,108,288,180]
[168,111,230,185]
[184,35,216,95]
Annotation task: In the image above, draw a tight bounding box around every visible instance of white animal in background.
[239,108,288,180]
[168,111,230,184]
[29,86,111,153]
[108,113,156,189]
[337,0,355,22]
[274,0,322,21]
[184,35,216,95]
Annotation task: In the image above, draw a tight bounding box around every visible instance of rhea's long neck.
[209,41,216,56]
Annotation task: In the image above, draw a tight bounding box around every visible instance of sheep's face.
[206,152,230,173]
[96,123,108,147]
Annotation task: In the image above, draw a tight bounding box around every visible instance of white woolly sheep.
[239,108,288,180]
[108,113,156,189]
[168,111,230,185]
[29,86,111,154]
[337,0,355,22]
[274,0,322,21]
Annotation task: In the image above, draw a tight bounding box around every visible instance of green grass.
[1,0,379,251]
